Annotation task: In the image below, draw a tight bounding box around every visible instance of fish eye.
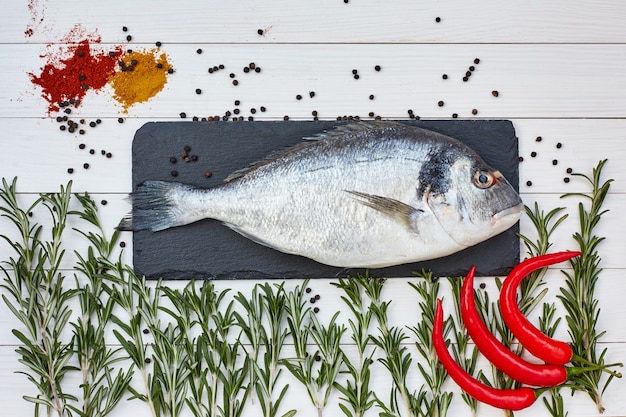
[473,170,496,189]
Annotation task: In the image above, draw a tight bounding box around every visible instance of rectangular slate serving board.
[130,120,520,280]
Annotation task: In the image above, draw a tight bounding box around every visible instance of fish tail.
[117,180,200,231]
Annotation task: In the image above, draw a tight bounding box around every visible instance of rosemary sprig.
[68,192,133,417]
[409,271,453,417]
[106,264,160,417]
[242,282,295,417]
[559,159,620,413]
[368,278,420,417]
[282,282,346,417]
[447,275,479,416]
[1,178,77,417]
[174,280,246,417]
[331,274,378,417]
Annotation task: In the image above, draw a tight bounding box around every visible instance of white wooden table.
[1,1,626,416]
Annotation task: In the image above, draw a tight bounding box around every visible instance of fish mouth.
[492,203,524,224]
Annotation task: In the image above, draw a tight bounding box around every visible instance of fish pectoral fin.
[346,190,423,232]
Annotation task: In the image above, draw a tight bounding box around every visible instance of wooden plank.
[4,0,626,44]
[1,118,624,194]
[6,44,626,119]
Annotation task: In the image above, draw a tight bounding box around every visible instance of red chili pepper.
[500,251,582,365]
[461,265,567,386]
[433,299,537,411]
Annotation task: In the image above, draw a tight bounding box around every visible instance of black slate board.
[130,120,520,280]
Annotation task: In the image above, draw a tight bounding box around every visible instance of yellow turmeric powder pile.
[108,48,171,112]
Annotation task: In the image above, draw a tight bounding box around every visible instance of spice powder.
[108,49,172,112]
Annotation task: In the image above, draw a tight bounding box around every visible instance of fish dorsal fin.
[346,190,424,232]
[225,121,408,182]
[224,141,313,182]
[302,120,407,141]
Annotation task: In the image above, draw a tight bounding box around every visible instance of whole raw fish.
[119,122,523,268]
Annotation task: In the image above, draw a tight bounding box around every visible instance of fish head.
[423,156,523,247]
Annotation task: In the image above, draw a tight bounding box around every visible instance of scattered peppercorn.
[374,65,381,72]
[83,163,90,169]
[556,142,562,149]
[118,117,124,123]
[196,48,202,54]
[536,136,542,142]
[566,167,573,173]
[564,177,570,183]
[156,41,162,47]
[552,159,558,165]
[442,74,448,79]
[314,307,320,313]
[530,151,537,157]
[492,90,499,97]
[526,180,532,186]
[195,88,202,94]
[171,170,179,177]
[296,94,302,100]
[309,91,316,98]
[67,168,74,174]
[471,109,478,115]
[257,29,264,35]
[435,17,441,22]
[126,35,132,42]
[452,113,458,118]
[474,58,480,64]
[179,112,187,118]
[438,100,444,107]
[369,94,375,100]
[232,80,238,85]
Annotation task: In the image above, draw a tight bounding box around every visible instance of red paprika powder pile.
[29,39,123,113]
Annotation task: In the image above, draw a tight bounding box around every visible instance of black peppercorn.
[254,67,261,73]
[556,142,562,149]
[195,88,202,94]
[442,74,448,79]
[531,151,537,157]
[260,106,266,112]
[118,118,124,123]
[171,170,179,177]
[196,48,202,54]
[536,136,542,142]
[170,157,177,164]
[552,159,558,165]
[257,28,264,35]
[474,58,480,64]
[492,90,499,97]
[526,180,532,186]
[126,35,132,42]
[179,112,187,118]
[156,41,162,47]
[472,109,478,115]
[435,17,441,22]
[122,26,128,32]
[67,168,74,174]
[564,177,570,183]
[250,108,256,114]
[309,91,315,98]
[374,65,381,71]
[167,68,174,74]
[566,167,573,173]
[369,94,375,100]
[79,143,86,149]
[232,80,238,85]
[89,121,96,127]
[296,94,302,100]
[83,163,90,169]
[438,100,444,107]
[314,307,320,313]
